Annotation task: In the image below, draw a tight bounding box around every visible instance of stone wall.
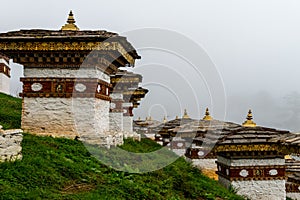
[0,126,23,162]
[123,116,133,132]
[22,97,77,138]
[231,180,286,200]
[287,193,300,200]
[22,97,111,141]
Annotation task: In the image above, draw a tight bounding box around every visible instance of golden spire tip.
[182,109,190,119]
[242,109,257,127]
[61,10,79,31]
[203,108,213,121]
[163,116,167,123]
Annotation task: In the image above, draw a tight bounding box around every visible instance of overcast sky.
[1,0,300,131]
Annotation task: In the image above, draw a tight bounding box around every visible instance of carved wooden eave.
[0,30,140,74]
[110,70,143,93]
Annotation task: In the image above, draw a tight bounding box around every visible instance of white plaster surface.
[110,93,123,100]
[219,176,286,200]
[109,112,123,131]
[0,73,10,95]
[287,193,300,200]
[122,102,133,107]
[123,116,133,132]
[192,159,217,170]
[22,97,111,142]
[217,156,286,166]
[24,68,110,82]
[231,180,286,200]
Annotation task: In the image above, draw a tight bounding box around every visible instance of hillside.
[0,93,22,129]
[0,93,244,199]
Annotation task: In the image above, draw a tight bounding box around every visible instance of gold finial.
[138,117,141,121]
[175,115,179,120]
[149,116,152,121]
[163,116,167,123]
[61,10,79,31]
[145,117,148,121]
[203,108,213,121]
[182,109,190,119]
[242,109,257,127]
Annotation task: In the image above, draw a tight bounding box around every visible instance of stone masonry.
[0,125,23,162]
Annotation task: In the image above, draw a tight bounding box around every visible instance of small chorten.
[242,109,257,127]
[182,109,190,119]
[61,10,79,31]
[203,108,213,121]
[148,116,152,121]
[145,117,148,121]
[175,115,179,120]
[163,116,167,123]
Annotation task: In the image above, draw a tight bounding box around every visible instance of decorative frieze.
[20,77,111,101]
[216,162,286,181]
[286,182,300,193]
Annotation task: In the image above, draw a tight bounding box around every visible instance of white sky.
[1,0,300,131]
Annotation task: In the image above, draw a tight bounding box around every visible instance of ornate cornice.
[0,41,135,65]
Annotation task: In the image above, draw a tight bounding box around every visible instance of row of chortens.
[0,11,300,200]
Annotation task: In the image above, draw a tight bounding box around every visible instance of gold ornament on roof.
[182,109,190,119]
[163,116,167,123]
[203,108,213,121]
[175,115,179,120]
[61,10,79,31]
[242,109,257,127]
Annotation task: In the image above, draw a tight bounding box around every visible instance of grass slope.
[0,93,22,129]
[0,93,244,199]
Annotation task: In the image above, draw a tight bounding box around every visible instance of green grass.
[0,93,22,129]
[0,93,244,199]
[0,135,244,200]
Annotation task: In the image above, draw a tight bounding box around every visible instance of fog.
[1,0,300,131]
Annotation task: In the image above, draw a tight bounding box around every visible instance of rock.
[0,129,23,163]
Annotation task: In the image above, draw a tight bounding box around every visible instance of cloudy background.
[1,0,300,131]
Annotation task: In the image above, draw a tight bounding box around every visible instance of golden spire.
[182,109,190,119]
[203,108,213,121]
[163,116,167,123]
[242,109,257,127]
[149,116,152,121]
[175,115,179,120]
[145,117,148,121]
[61,10,79,31]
